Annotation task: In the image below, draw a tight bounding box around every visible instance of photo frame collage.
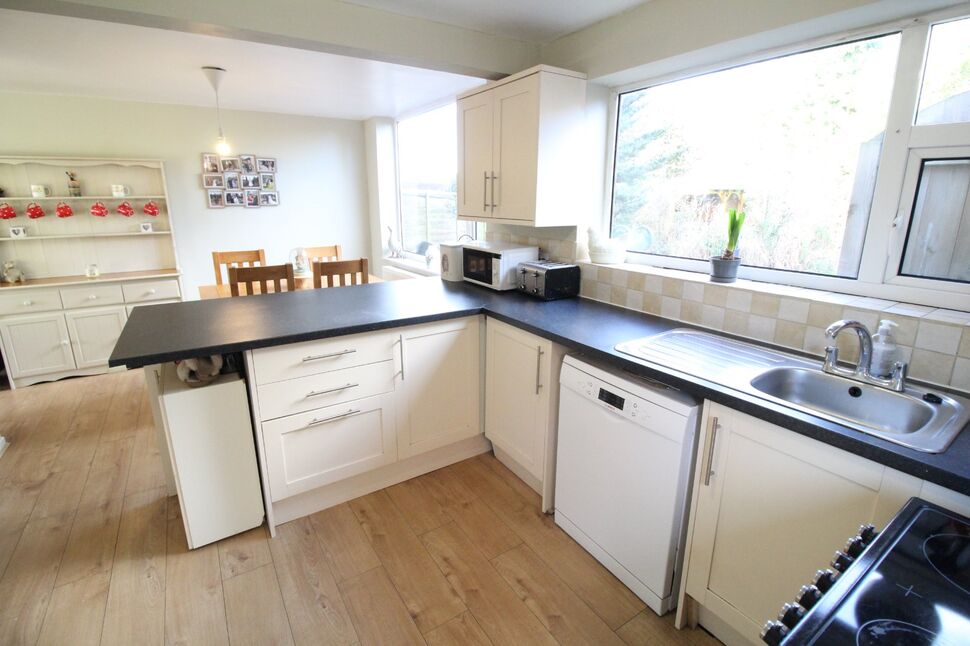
[201,153,279,208]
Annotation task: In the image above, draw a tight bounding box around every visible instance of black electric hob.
[775,498,970,644]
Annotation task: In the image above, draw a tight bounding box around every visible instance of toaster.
[516,261,581,300]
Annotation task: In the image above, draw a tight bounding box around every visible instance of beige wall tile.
[610,285,626,305]
[627,272,645,292]
[726,290,752,312]
[748,315,776,342]
[842,308,879,331]
[803,326,827,354]
[662,278,683,298]
[915,321,962,356]
[626,290,643,311]
[681,300,703,324]
[703,285,728,307]
[892,316,919,347]
[774,320,807,349]
[808,302,843,328]
[683,282,704,302]
[960,329,970,358]
[580,280,595,298]
[642,292,662,315]
[701,305,725,329]
[778,298,810,323]
[750,293,780,318]
[951,357,970,391]
[609,269,628,288]
[643,275,663,294]
[909,348,956,385]
[581,264,597,282]
[661,297,681,319]
[724,310,749,335]
[595,282,611,302]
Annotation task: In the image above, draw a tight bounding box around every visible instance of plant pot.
[710,256,741,283]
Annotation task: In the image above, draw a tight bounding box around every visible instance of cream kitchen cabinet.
[484,317,566,511]
[395,317,482,458]
[0,312,76,378]
[65,306,128,368]
[680,402,922,645]
[456,65,588,227]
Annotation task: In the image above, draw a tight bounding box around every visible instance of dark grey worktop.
[111,278,970,495]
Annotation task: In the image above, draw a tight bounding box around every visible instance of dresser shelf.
[0,231,172,241]
[0,195,167,201]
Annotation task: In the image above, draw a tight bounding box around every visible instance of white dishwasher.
[554,355,700,616]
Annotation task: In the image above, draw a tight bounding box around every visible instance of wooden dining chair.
[212,249,267,285]
[305,245,342,263]
[312,258,369,288]
[228,264,295,296]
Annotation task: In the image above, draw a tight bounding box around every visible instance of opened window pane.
[915,17,970,126]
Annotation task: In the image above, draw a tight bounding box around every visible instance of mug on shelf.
[55,202,74,218]
[90,201,108,217]
[142,200,159,216]
[9,226,27,238]
[85,263,100,278]
[25,202,45,219]
[0,203,15,219]
[110,184,130,197]
[116,200,135,217]
[30,184,52,198]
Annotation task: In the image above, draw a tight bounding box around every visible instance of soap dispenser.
[870,319,899,378]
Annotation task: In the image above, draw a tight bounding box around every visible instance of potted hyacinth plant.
[709,208,745,283]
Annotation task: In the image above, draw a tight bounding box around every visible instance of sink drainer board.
[615,328,970,454]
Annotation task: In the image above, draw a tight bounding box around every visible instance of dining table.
[198,271,382,299]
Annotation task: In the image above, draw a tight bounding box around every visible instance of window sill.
[383,256,439,277]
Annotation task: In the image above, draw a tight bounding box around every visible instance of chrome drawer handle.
[703,416,719,486]
[307,409,361,427]
[23,300,32,306]
[306,383,358,398]
[302,348,356,362]
[88,294,98,300]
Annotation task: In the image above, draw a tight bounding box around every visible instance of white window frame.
[604,4,970,309]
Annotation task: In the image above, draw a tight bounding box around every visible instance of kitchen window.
[608,9,970,307]
[396,103,475,264]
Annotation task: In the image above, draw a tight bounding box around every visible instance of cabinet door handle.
[490,173,497,211]
[483,171,489,210]
[535,345,544,394]
[88,294,98,300]
[399,334,406,381]
[22,300,32,306]
[305,383,358,398]
[306,408,361,427]
[60,339,70,346]
[703,416,719,486]
[302,348,356,362]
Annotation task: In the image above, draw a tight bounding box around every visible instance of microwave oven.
[462,241,539,290]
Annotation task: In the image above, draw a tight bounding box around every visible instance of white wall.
[0,92,370,298]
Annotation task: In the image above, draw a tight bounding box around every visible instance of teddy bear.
[175,354,223,386]
[1,260,25,284]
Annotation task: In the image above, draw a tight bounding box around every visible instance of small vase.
[710,256,741,283]
[67,181,81,197]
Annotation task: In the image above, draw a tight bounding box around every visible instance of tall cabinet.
[457,65,589,226]
[0,157,181,387]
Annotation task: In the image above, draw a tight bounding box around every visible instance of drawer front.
[262,393,397,500]
[60,284,124,309]
[122,279,181,303]
[252,330,398,385]
[256,360,395,421]
[0,289,62,316]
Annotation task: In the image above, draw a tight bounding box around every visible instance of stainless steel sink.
[616,329,970,453]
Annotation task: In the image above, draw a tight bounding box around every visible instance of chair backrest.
[304,245,342,263]
[212,249,266,285]
[312,258,369,288]
[228,263,295,297]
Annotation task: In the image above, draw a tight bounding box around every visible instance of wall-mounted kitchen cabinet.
[484,317,566,512]
[457,65,589,227]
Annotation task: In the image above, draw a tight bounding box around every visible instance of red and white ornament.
[0,203,15,219]
[55,201,74,218]
[142,200,159,216]
[25,202,45,219]
[116,200,135,217]
[90,201,108,217]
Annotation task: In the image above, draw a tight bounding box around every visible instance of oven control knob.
[858,524,877,544]
[778,602,805,629]
[797,584,822,610]
[761,621,788,646]
[813,569,839,593]
[832,551,854,573]
[845,536,866,558]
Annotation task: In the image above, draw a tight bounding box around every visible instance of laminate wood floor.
[0,371,721,645]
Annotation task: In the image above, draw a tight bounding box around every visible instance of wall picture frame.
[257,158,277,173]
[202,173,224,189]
[220,157,241,172]
[207,189,225,208]
[239,154,257,174]
[241,174,261,189]
[259,191,279,206]
[202,153,220,173]
[225,190,245,206]
[259,173,276,191]
[244,189,260,208]
[223,172,241,190]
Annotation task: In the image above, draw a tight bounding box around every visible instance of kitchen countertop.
[110,277,970,495]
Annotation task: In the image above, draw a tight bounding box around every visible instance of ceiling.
[342,0,648,43]
[0,9,487,120]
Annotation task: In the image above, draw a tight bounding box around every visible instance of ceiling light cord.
[202,65,230,154]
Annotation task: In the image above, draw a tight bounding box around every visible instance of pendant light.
[202,66,231,155]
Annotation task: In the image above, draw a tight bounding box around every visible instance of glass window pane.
[611,34,900,277]
[899,158,970,283]
[397,103,461,255]
[915,17,970,126]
